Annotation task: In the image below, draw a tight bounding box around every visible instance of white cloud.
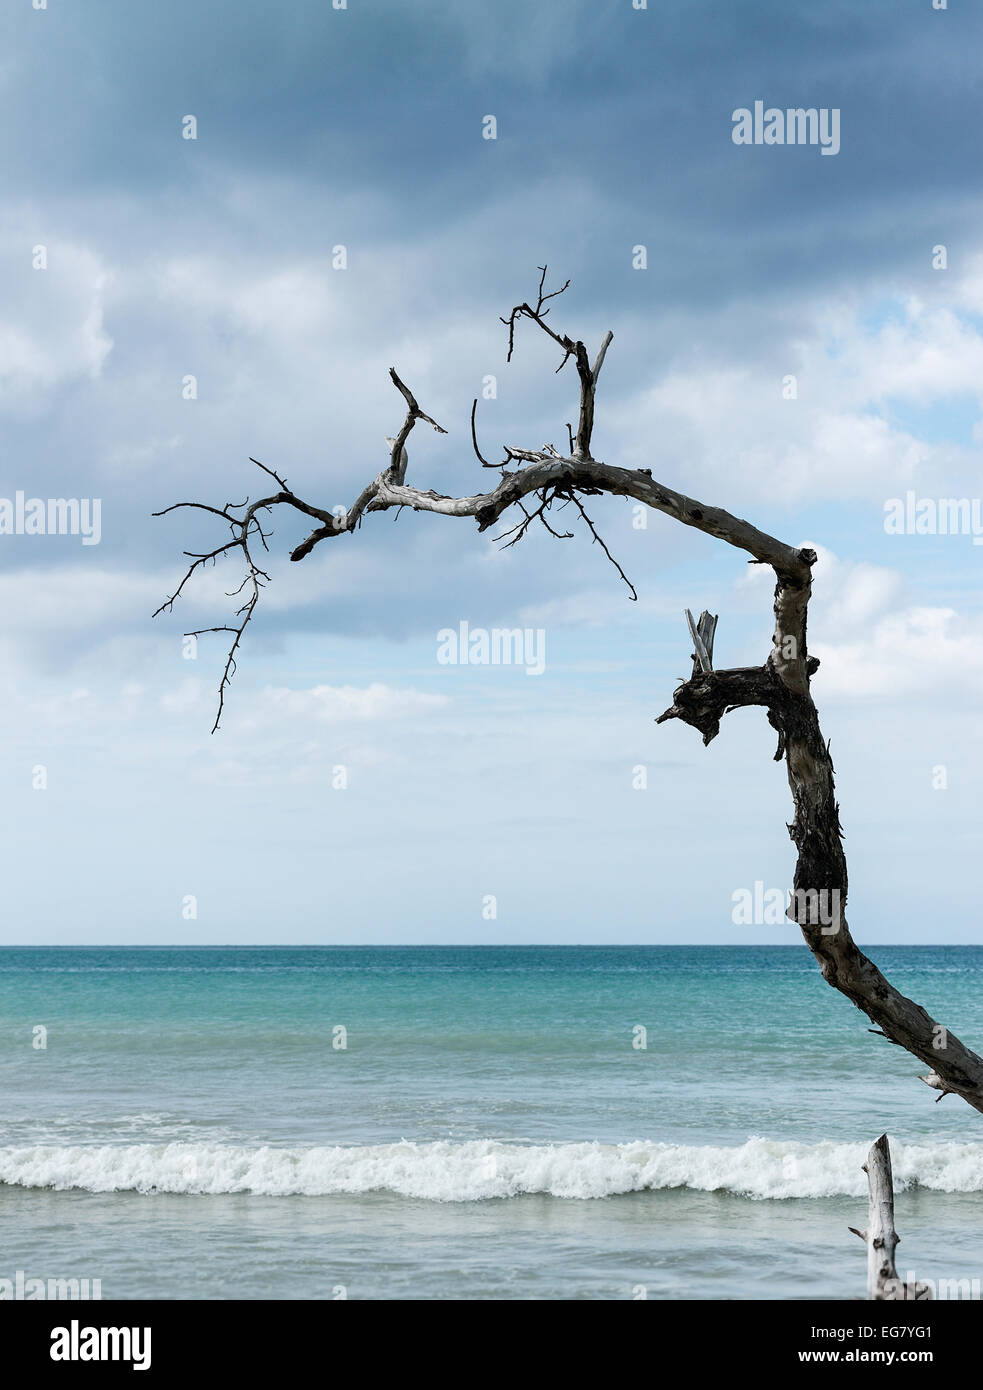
[802,546,983,699]
[159,677,203,715]
[253,681,449,724]
[0,225,112,403]
[813,604,983,699]
[604,281,983,506]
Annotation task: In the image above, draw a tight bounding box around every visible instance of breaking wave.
[1,1137,981,1201]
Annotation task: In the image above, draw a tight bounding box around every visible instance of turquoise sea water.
[1,945,982,1299]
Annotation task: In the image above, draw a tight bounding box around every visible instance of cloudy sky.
[1,0,981,944]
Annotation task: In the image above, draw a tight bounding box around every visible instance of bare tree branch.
[386,367,447,482]
[154,269,983,1115]
[563,491,637,600]
[470,398,497,470]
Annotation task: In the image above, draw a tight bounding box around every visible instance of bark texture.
[849,1134,933,1300]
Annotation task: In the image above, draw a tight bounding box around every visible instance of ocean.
[1,945,982,1301]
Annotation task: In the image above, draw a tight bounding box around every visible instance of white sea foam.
[1,1137,982,1201]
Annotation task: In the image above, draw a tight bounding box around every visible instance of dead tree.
[849,1135,933,1300]
[155,269,983,1114]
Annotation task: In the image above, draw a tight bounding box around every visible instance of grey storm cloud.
[1,0,982,644]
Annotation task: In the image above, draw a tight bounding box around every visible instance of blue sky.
[1,0,981,943]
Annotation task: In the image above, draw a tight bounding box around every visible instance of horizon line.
[0,942,974,950]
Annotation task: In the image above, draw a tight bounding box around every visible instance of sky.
[0,0,981,944]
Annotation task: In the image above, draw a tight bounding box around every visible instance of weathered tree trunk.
[658,573,983,1115]
[849,1135,933,1300]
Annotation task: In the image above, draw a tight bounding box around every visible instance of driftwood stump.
[850,1134,933,1300]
